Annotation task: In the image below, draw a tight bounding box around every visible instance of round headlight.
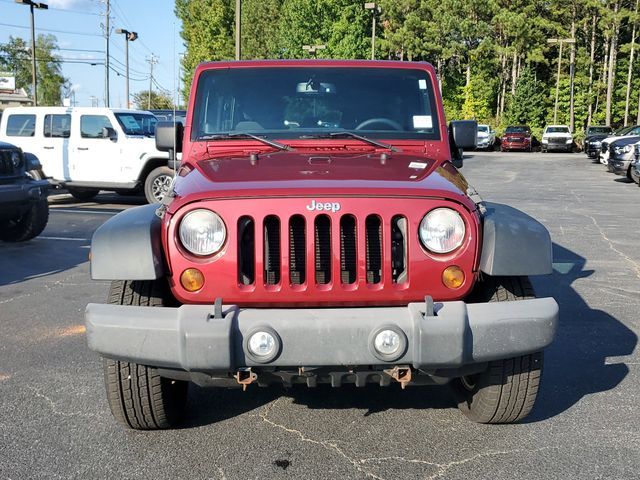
[10,151,22,168]
[179,209,226,256]
[419,208,465,254]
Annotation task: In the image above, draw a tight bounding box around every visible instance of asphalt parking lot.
[1,150,639,479]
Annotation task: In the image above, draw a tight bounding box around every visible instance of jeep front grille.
[238,213,408,288]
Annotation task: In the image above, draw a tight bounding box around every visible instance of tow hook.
[234,368,257,391]
[384,366,412,389]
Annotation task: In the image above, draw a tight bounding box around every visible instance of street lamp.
[364,2,379,60]
[15,0,48,106]
[115,28,138,109]
[548,38,576,124]
[302,44,326,57]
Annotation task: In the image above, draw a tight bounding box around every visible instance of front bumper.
[543,142,572,151]
[0,179,49,216]
[608,156,632,175]
[85,298,559,372]
[502,140,530,150]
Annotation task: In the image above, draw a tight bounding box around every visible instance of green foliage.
[133,90,175,110]
[174,0,640,133]
[0,34,67,106]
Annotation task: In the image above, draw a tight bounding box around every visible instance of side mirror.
[102,127,117,142]
[449,120,477,149]
[156,121,183,153]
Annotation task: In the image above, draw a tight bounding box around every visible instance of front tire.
[102,280,187,430]
[144,166,174,204]
[0,199,49,242]
[452,276,543,424]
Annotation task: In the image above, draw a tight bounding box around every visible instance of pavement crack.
[27,386,99,419]
[259,398,386,480]
[360,447,555,479]
[585,213,640,280]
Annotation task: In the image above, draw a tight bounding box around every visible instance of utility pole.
[235,0,241,60]
[146,54,158,110]
[115,28,138,109]
[548,38,575,124]
[364,3,379,60]
[102,0,111,107]
[15,1,48,107]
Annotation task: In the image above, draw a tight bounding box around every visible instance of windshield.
[505,126,530,134]
[615,126,635,135]
[546,127,570,133]
[586,126,612,135]
[478,125,489,133]
[115,113,157,136]
[192,67,440,141]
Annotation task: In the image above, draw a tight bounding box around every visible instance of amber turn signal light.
[442,266,465,289]
[180,268,205,292]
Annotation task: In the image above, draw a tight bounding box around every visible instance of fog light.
[180,268,204,292]
[246,330,280,362]
[442,265,465,289]
[374,330,401,356]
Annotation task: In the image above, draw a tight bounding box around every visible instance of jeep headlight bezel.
[179,209,226,256]
[418,208,466,254]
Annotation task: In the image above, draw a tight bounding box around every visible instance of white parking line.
[50,208,118,215]
[37,236,90,242]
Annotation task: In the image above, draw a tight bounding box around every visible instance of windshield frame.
[505,126,531,134]
[190,66,441,143]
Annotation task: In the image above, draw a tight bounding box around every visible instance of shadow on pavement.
[526,242,637,422]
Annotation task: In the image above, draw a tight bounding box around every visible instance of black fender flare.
[90,204,165,280]
[479,202,553,276]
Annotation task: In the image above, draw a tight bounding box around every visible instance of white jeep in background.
[0,107,174,203]
[541,125,573,153]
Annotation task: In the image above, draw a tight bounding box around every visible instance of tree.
[0,34,67,105]
[133,90,174,110]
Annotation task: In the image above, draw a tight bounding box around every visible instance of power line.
[0,22,102,37]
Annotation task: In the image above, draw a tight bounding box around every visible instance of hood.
[610,135,640,147]
[171,151,473,210]
[585,134,609,142]
[503,132,530,139]
[543,132,572,138]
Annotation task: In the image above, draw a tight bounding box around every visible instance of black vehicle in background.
[583,125,613,158]
[0,141,49,242]
[149,109,186,125]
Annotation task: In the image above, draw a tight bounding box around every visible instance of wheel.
[67,187,99,202]
[102,280,188,430]
[627,165,633,181]
[144,166,174,204]
[451,276,543,424]
[0,199,49,242]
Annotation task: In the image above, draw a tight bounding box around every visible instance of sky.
[0,0,185,108]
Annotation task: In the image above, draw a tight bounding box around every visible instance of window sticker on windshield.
[409,161,428,169]
[413,115,432,129]
[120,115,140,130]
[418,79,427,90]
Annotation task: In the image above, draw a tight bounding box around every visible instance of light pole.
[235,0,241,60]
[15,0,48,106]
[115,28,138,109]
[364,2,379,60]
[302,44,326,57]
[548,38,576,124]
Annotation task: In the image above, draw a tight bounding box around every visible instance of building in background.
[0,72,33,113]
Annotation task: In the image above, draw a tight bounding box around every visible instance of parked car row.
[475,124,577,152]
[588,124,640,185]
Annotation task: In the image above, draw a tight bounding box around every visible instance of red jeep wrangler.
[86,60,558,429]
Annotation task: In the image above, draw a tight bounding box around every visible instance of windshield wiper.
[198,132,294,151]
[300,131,400,152]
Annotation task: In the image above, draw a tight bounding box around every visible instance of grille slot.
[263,216,281,285]
[0,151,17,176]
[365,215,382,284]
[289,215,306,285]
[314,215,331,284]
[340,215,357,284]
[237,216,255,285]
[391,215,407,284]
